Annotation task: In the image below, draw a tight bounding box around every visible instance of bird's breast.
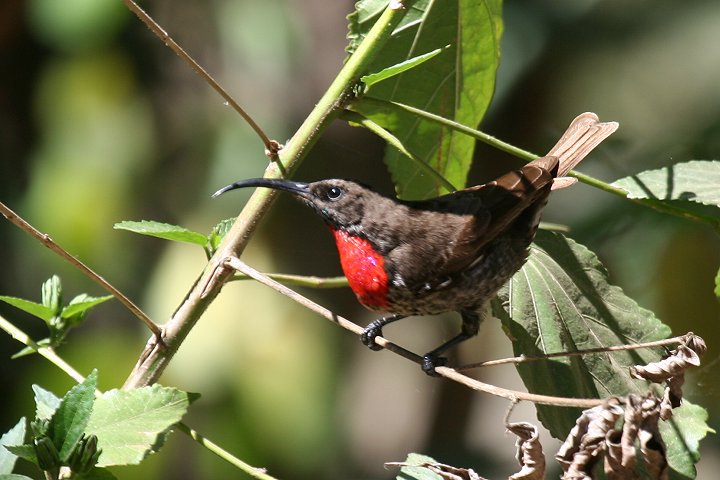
[330,228,389,310]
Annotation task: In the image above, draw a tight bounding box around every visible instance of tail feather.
[547,112,619,179]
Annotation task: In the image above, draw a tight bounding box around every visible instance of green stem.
[352,97,536,161]
[0,314,86,383]
[341,110,457,193]
[356,97,720,231]
[176,424,278,480]
[123,1,419,389]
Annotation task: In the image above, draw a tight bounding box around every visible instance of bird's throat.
[330,228,389,309]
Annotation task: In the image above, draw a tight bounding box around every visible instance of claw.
[421,354,448,376]
[361,321,384,351]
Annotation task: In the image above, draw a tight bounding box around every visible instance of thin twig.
[349,98,537,162]
[340,110,457,193]
[230,273,348,288]
[121,0,278,157]
[176,424,278,480]
[0,201,162,338]
[123,0,420,389]
[221,256,604,408]
[0,314,86,383]
[456,336,687,371]
[351,98,720,231]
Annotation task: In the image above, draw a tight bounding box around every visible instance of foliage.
[0,276,112,357]
[1,1,716,479]
[0,371,196,479]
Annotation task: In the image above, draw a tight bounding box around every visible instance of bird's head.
[213,178,377,230]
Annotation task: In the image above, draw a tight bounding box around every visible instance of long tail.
[547,112,618,189]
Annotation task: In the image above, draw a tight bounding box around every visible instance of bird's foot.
[360,319,385,351]
[421,354,448,376]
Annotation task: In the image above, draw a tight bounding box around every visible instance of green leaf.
[86,385,199,466]
[207,218,235,253]
[496,231,709,477]
[496,230,672,433]
[61,295,113,320]
[0,474,34,479]
[661,402,713,479]
[349,0,503,200]
[33,385,62,423]
[394,453,442,480]
[42,276,62,314]
[612,160,720,207]
[1,445,36,467]
[0,418,26,474]
[114,220,208,246]
[360,46,447,87]
[48,370,98,462]
[0,296,55,322]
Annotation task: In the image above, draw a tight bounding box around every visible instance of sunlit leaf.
[114,220,208,246]
[0,296,54,322]
[86,385,198,466]
[61,295,113,320]
[0,418,26,474]
[41,276,62,315]
[48,370,97,462]
[33,385,61,422]
[612,160,720,207]
[393,453,443,480]
[207,218,235,253]
[360,46,447,87]
[661,402,713,479]
[495,231,707,477]
[498,232,671,428]
[349,0,503,199]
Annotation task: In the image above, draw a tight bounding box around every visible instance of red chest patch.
[330,228,389,309]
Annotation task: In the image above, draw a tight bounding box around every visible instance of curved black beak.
[212,178,311,198]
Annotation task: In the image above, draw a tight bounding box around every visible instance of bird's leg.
[421,310,481,375]
[361,314,407,351]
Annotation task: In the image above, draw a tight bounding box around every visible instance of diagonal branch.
[0,201,161,338]
[122,0,421,389]
[122,0,278,156]
[220,256,605,409]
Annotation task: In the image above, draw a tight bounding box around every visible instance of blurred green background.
[1,0,718,478]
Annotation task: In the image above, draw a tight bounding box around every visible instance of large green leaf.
[86,385,198,466]
[612,160,720,206]
[349,0,503,200]
[495,231,707,477]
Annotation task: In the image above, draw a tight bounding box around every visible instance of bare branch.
[458,334,698,371]
[0,201,161,338]
[221,256,605,408]
[121,0,277,156]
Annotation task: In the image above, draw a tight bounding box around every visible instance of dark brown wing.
[386,156,557,287]
[439,155,558,273]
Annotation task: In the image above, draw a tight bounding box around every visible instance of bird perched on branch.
[214,112,618,374]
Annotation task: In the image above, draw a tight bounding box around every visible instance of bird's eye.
[326,187,343,200]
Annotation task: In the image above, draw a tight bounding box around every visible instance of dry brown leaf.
[507,422,546,480]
